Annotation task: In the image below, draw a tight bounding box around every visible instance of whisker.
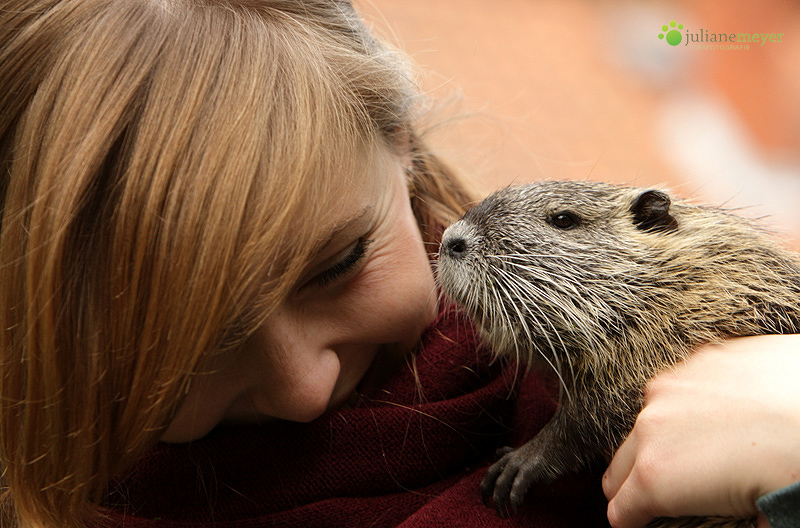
[491,264,574,404]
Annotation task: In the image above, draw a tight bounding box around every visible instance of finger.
[606,483,654,528]
[605,460,663,528]
[604,434,658,528]
[603,433,637,501]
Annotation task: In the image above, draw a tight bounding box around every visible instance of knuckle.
[644,369,676,398]
[629,445,666,499]
[632,405,667,437]
[606,500,624,528]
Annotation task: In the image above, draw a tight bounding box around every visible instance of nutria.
[437,180,800,528]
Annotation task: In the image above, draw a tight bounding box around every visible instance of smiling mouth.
[348,354,381,407]
[348,343,408,407]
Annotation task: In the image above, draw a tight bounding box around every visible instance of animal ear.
[630,190,678,233]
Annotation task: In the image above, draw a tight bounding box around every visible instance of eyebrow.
[307,205,373,259]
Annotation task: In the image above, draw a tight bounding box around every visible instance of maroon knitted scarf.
[99,305,610,527]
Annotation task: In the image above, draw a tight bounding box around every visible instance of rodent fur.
[437,180,800,528]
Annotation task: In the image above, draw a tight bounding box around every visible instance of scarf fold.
[100,305,610,527]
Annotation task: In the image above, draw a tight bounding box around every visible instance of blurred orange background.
[358,0,800,249]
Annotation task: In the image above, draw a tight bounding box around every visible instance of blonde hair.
[0,1,472,526]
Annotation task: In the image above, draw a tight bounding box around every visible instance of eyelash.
[312,237,373,288]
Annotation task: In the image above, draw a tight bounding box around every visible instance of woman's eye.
[311,237,373,288]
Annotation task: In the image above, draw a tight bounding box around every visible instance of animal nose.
[442,236,468,259]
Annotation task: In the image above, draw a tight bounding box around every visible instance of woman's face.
[161,145,439,443]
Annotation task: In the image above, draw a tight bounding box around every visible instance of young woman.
[1,1,798,527]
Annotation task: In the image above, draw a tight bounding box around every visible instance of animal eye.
[549,212,578,229]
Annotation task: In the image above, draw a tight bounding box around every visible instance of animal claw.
[494,446,514,459]
[481,444,543,517]
[481,453,506,508]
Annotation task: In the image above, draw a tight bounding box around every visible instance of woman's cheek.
[369,250,436,338]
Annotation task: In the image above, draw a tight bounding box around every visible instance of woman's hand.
[602,334,800,528]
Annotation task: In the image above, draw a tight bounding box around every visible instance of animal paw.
[481,444,547,517]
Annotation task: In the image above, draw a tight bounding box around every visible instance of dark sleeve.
[756,480,800,528]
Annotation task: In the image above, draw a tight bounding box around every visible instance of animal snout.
[440,221,476,261]
[441,235,468,259]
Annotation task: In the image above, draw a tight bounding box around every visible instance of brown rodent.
[437,180,800,528]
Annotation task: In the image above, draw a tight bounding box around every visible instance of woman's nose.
[246,312,342,422]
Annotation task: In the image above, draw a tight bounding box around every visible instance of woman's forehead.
[272,142,396,266]
[315,141,398,222]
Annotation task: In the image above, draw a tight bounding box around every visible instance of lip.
[327,352,377,411]
[337,348,392,409]
[334,344,409,410]
[354,353,383,400]
[357,343,409,400]
[336,356,379,410]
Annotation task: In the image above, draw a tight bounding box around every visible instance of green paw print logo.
[658,20,684,46]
